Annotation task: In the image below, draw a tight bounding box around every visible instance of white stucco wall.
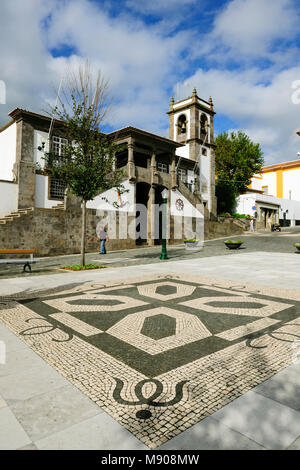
[35,174,63,208]
[0,181,18,217]
[0,123,16,181]
[34,130,49,167]
[87,181,134,212]
[283,169,300,201]
[170,189,203,218]
[173,98,192,109]
[200,152,210,199]
[260,173,277,196]
[176,144,190,159]
[250,176,262,191]
[236,195,256,216]
[237,193,300,221]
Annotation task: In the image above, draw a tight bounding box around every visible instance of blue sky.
[1,0,300,164]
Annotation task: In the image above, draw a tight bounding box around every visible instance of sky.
[0,0,300,164]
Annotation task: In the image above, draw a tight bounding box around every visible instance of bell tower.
[167,88,217,216]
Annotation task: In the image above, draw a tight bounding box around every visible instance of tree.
[41,61,125,265]
[215,131,264,214]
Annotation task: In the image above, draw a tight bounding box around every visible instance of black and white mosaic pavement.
[0,274,299,448]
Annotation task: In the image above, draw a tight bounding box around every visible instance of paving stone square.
[0,273,299,449]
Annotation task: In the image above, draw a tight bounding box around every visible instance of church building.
[0,89,217,255]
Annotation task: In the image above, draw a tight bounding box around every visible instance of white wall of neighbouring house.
[235,195,256,216]
[283,169,300,201]
[0,181,18,217]
[250,176,262,191]
[87,181,134,212]
[35,174,61,208]
[0,123,17,181]
[260,172,277,196]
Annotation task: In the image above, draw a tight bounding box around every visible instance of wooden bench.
[0,249,38,272]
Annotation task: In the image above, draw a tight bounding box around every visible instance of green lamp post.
[160,188,169,260]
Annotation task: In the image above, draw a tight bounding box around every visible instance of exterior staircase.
[0,207,34,225]
[51,202,65,211]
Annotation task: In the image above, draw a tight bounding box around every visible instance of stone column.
[147,186,156,246]
[151,149,158,186]
[14,120,36,209]
[127,139,136,183]
[170,151,177,189]
[168,97,175,140]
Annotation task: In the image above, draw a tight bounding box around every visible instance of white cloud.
[1,0,300,166]
[0,0,61,123]
[182,66,300,164]
[213,0,298,55]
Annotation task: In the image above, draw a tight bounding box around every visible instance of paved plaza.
[0,229,300,450]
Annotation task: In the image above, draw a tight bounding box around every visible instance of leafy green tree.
[215,131,264,214]
[41,62,125,265]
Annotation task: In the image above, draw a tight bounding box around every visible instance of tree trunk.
[80,200,86,266]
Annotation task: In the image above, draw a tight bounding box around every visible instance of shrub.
[61,264,106,270]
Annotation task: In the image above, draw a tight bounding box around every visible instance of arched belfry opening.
[200,113,208,136]
[177,114,187,135]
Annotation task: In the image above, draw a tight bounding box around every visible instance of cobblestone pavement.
[0,227,300,279]
[1,272,299,449]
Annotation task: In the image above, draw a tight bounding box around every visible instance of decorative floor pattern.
[0,273,299,449]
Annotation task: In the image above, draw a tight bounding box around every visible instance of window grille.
[49,178,66,200]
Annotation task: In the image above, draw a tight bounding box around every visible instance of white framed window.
[51,136,67,156]
[157,162,169,173]
[178,168,187,183]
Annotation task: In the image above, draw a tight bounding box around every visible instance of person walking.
[98,227,109,254]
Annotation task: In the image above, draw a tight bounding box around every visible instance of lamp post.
[160,188,169,260]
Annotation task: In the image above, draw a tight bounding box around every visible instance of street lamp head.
[161,188,169,200]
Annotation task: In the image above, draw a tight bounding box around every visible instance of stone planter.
[224,241,243,250]
[295,244,300,252]
[184,240,203,251]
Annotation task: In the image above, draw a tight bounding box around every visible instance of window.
[52,136,67,156]
[178,168,187,183]
[51,136,67,167]
[49,177,66,200]
[202,147,207,156]
[157,162,169,173]
[262,186,268,195]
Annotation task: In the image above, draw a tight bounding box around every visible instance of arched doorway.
[136,182,150,245]
[154,185,168,245]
